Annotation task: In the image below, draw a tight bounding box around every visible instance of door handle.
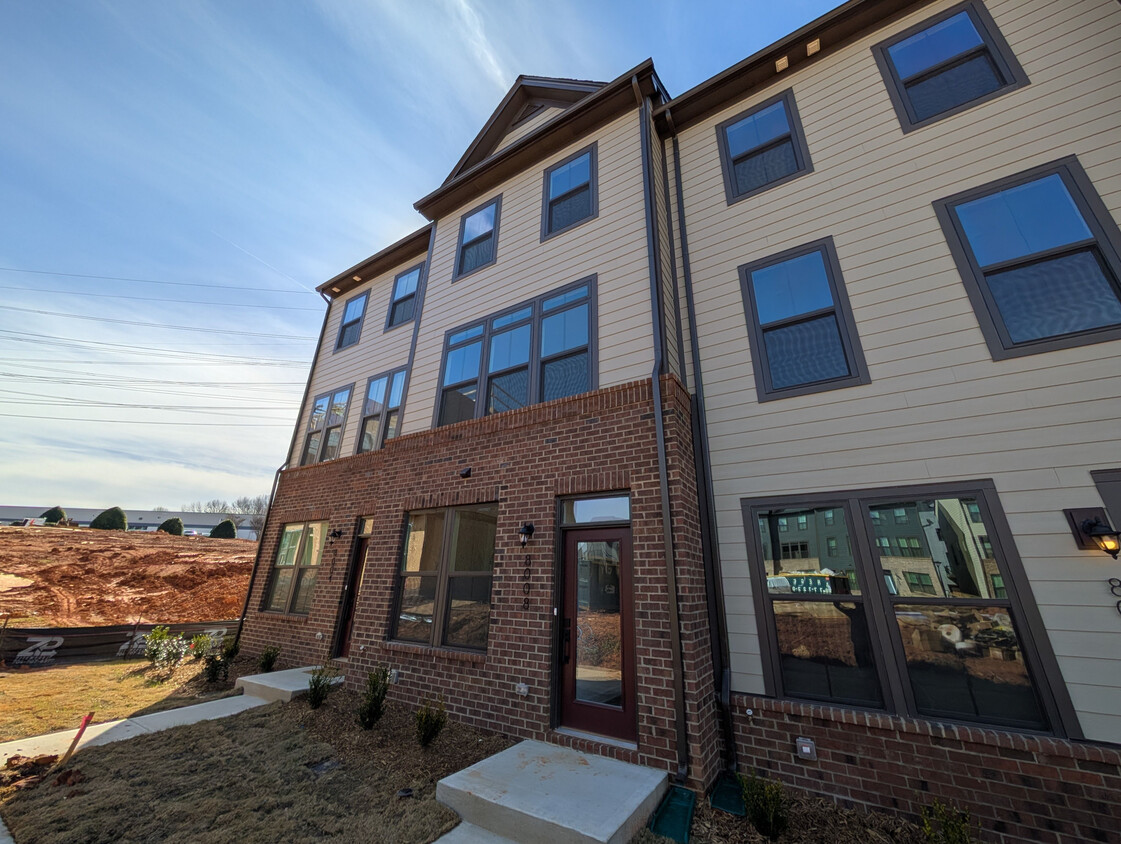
[562,618,572,664]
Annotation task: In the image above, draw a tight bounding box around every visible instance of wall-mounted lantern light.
[329,528,345,540]
[459,467,472,479]
[1065,508,1120,559]
[518,523,535,546]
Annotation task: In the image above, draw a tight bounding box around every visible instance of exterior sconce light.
[1065,508,1120,559]
[459,467,472,479]
[1083,519,1120,559]
[328,528,345,540]
[518,523,535,546]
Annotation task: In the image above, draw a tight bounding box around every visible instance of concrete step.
[433,822,520,844]
[436,740,668,844]
[233,666,343,703]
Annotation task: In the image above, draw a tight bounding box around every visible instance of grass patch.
[1,689,513,843]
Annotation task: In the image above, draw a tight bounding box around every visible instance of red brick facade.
[240,375,722,786]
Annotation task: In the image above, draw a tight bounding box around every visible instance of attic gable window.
[716,89,812,205]
[386,264,422,330]
[454,197,501,280]
[542,144,598,240]
[335,292,368,350]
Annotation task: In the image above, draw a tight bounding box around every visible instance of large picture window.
[264,521,327,615]
[394,503,498,651]
[743,483,1071,734]
[542,144,597,240]
[301,385,353,465]
[454,197,501,280]
[356,368,406,454]
[716,89,813,204]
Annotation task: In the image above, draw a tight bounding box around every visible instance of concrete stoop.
[435,740,669,844]
[233,665,343,702]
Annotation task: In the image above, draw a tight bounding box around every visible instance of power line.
[0,284,322,311]
[0,306,318,339]
[0,412,291,427]
[0,266,319,295]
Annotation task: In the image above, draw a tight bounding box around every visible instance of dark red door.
[334,537,370,658]
[559,528,636,740]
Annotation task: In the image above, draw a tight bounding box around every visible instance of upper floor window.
[301,385,352,466]
[716,89,812,204]
[455,197,501,280]
[542,144,598,240]
[738,238,869,401]
[873,1,1027,132]
[264,521,327,615]
[357,368,407,454]
[934,157,1121,359]
[436,278,595,426]
[386,265,422,330]
[336,292,368,350]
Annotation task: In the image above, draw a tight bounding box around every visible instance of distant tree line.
[179,495,270,533]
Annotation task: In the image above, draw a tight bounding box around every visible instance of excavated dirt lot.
[0,527,254,627]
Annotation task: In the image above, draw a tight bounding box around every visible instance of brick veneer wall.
[731,693,1121,843]
[240,376,722,786]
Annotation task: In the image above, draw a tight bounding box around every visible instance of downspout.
[235,292,333,650]
[636,77,690,785]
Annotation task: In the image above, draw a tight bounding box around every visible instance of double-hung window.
[394,503,498,651]
[935,157,1121,359]
[873,1,1027,132]
[454,197,501,279]
[264,521,327,614]
[716,89,812,204]
[356,368,406,454]
[436,278,595,426]
[336,292,368,350]
[386,265,422,329]
[301,385,352,465]
[739,238,869,401]
[542,144,597,239]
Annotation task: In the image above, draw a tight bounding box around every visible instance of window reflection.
[773,601,881,707]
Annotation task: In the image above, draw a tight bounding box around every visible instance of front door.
[333,536,370,658]
[559,528,636,740]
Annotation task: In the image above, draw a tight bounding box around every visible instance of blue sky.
[0,0,842,510]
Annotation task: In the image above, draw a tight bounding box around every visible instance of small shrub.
[741,772,788,842]
[40,506,66,524]
[357,666,390,729]
[257,645,280,673]
[209,519,237,539]
[90,506,127,531]
[221,634,240,662]
[189,633,212,660]
[203,651,228,683]
[307,661,338,709]
[158,517,184,536]
[144,626,172,662]
[921,799,974,844]
[415,696,447,747]
[150,634,190,669]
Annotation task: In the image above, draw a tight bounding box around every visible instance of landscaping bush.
[143,627,190,669]
[40,506,66,524]
[257,645,280,673]
[90,506,127,531]
[158,517,184,536]
[144,626,171,662]
[209,519,237,539]
[203,651,228,683]
[415,696,446,747]
[741,772,789,841]
[221,635,240,662]
[189,633,212,660]
[357,666,390,729]
[921,799,974,844]
[307,661,338,710]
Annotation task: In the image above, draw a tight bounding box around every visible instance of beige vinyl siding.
[664,138,696,391]
[673,0,1121,741]
[288,256,423,465]
[403,108,653,434]
[650,111,684,382]
[494,106,566,154]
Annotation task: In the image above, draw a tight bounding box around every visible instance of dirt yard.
[0,527,254,627]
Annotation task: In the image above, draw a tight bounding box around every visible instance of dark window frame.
[355,367,408,455]
[1091,468,1121,529]
[715,88,813,206]
[262,520,328,616]
[872,0,1028,133]
[741,480,1081,738]
[384,262,424,332]
[452,195,503,282]
[934,156,1121,360]
[300,384,354,466]
[334,291,369,352]
[433,276,599,427]
[738,237,870,402]
[540,142,599,241]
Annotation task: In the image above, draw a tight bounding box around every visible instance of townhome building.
[239,0,1121,839]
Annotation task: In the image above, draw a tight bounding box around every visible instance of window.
[264,522,327,614]
[744,484,1069,733]
[335,292,369,350]
[542,144,597,240]
[301,386,352,465]
[386,265,422,329]
[898,536,924,557]
[356,368,406,454]
[739,238,870,401]
[454,197,501,279]
[394,503,498,650]
[716,89,812,204]
[893,507,908,524]
[966,502,982,523]
[436,278,595,426]
[824,509,835,526]
[935,157,1121,359]
[873,1,1028,132]
[781,541,810,560]
[978,535,994,559]
[796,514,808,531]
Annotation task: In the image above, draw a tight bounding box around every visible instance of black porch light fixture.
[328,528,345,540]
[1082,518,1120,559]
[1065,508,1120,559]
[518,523,535,546]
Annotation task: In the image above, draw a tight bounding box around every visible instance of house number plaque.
[1109,578,1121,618]
[522,553,532,611]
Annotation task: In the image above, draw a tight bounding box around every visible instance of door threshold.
[554,726,638,751]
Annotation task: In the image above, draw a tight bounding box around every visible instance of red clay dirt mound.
[0,527,254,627]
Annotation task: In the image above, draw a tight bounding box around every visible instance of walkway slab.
[434,822,520,844]
[436,740,668,844]
[234,665,341,702]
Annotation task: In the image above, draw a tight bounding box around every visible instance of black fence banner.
[0,621,237,668]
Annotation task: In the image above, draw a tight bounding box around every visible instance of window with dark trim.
[744,483,1070,734]
[264,521,327,614]
[356,368,407,454]
[335,292,368,350]
[542,144,598,240]
[393,503,498,650]
[739,237,870,401]
[386,264,422,330]
[301,385,353,465]
[935,157,1121,359]
[454,196,501,279]
[872,0,1028,132]
[436,277,596,426]
[716,89,812,204]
